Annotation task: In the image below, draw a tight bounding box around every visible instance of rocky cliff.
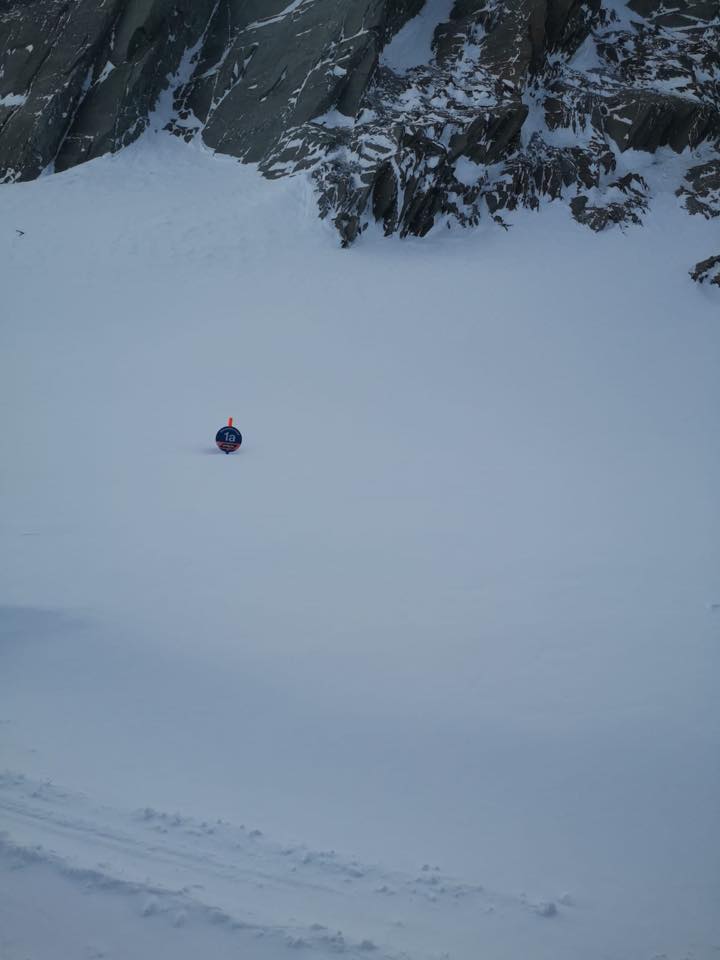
[1,0,718,253]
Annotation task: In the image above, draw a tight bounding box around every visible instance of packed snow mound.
[1,0,719,245]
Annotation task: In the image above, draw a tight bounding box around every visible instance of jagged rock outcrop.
[1,0,719,246]
[570,172,649,229]
[690,254,720,287]
[677,160,720,219]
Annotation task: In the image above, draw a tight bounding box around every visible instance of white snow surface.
[1,132,720,960]
[380,0,456,72]
[0,93,28,108]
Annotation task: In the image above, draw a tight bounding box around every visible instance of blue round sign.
[216,425,242,454]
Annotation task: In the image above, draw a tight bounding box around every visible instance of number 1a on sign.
[215,417,242,454]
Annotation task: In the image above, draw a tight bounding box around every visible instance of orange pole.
[228,417,233,427]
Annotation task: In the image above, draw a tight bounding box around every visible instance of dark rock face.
[690,254,720,287]
[171,0,407,162]
[1,0,719,245]
[677,161,720,219]
[571,173,649,230]
[0,0,216,180]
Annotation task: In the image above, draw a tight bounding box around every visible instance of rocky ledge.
[691,253,720,286]
[1,0,719,247]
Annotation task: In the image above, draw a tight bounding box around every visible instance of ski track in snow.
[0,772,558,959]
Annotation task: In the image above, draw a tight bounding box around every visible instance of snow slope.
[1,132,719,960]
[380,0,456,72]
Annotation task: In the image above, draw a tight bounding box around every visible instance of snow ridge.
[0,772,563,959]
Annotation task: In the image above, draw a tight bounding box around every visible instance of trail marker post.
[215,417,242,454]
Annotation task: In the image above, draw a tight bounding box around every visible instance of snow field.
[1,132,719,959]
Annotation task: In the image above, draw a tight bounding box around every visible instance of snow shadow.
[0,606,83,647]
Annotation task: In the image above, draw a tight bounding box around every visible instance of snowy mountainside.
[1,134,719,959]
[0,0,718,265]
